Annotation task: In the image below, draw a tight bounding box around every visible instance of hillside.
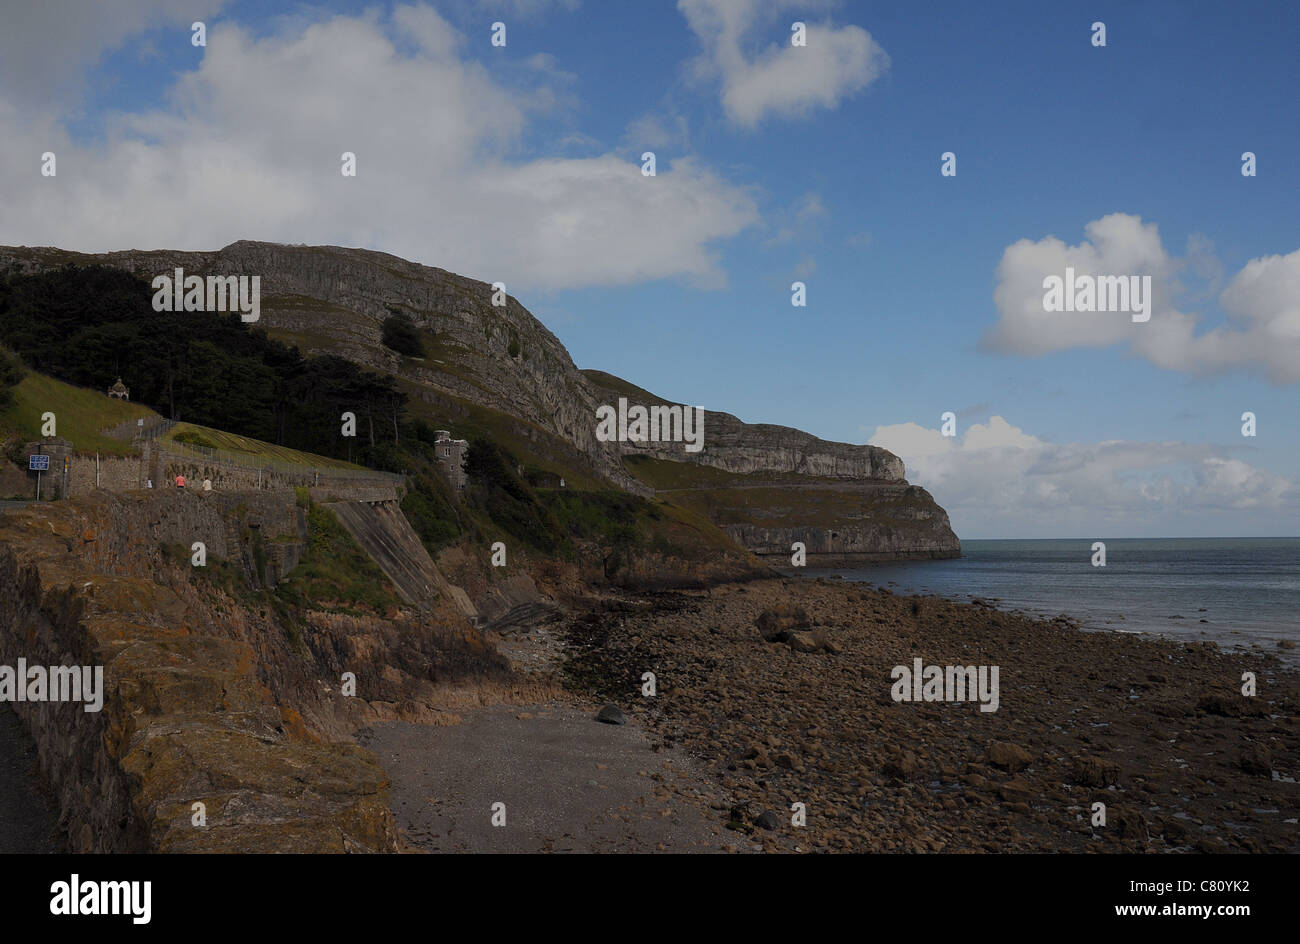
[0,371,158,456]
[0,241,959,561]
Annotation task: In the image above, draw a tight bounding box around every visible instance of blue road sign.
[29,454,49,471]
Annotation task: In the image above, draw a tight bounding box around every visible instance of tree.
[381,312,423,357]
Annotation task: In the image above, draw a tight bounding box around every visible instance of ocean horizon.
[820,537,1300,665]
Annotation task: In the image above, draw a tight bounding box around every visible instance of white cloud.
[0,4,758,292]
[763,190,827,246]
[678,0,889,127]
[0,0,227,105]
[464,0,580,17]
[984,213,1300,383]
[624,113,691,152]
[870,415,1299,538]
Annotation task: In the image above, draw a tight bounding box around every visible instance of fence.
[99,416,177,443]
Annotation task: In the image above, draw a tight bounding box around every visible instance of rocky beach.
[538,576,1299,853]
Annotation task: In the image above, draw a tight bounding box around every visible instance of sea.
[818,538,1300,668]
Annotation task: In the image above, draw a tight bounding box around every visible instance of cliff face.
[1,241,641,491]
[0,495,399,852]
[582,369,905,481]
[719,484,961,563]
[581,372,960,562]
[0,241,959,559]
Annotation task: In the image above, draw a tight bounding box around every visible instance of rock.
[784,628,840,654]
[1197,693,1267,717]
[1072,756,1120,787]
[986,741,1033,772]
[755,810,781,831]
[1112,808,1149,841]
[1161,818,1189,843]
[755,606,809,642]
[1239,744,1272,777]
[595,704,626,725]
[882,750,920,780]
[998,778,1034,803]
[1278,639,1296,650]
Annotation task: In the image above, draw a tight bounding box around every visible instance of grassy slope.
[0,368,369,471]
[164,423,363,470]
[0,372,158,455]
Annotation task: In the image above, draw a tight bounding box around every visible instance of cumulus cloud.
[0,0,226,105]
[983,212,1300,384]
[870,415,1299,538]
[677,0,889,127]
[0,4,758,292]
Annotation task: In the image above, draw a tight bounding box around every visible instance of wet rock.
[595,704,626,725]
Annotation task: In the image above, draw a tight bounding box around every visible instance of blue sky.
[2,0,1297,537]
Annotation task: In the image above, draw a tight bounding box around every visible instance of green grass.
[395,376,606,491]
[275,503,403,616]
[0,371,158,455]
[659,482,931,529]
[162,422,364,470]
[539,488,743,562]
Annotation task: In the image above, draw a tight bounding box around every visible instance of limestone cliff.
[0,241,959,559]
[581,372,960,562]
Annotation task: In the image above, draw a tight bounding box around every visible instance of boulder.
[755,606,809,642]
[986,740,1033,772]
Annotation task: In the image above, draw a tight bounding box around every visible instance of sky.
[1,0,1297,538]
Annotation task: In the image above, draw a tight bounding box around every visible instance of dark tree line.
[0,265,405,461]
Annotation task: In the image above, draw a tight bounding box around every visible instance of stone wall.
[67,454,145,493]
[16,441,405,501]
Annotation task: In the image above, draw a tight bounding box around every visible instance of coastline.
[550,575,1299,852]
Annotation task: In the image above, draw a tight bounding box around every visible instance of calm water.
[818,538,1300,665]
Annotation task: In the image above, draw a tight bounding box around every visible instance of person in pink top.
[175,474,186,489]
